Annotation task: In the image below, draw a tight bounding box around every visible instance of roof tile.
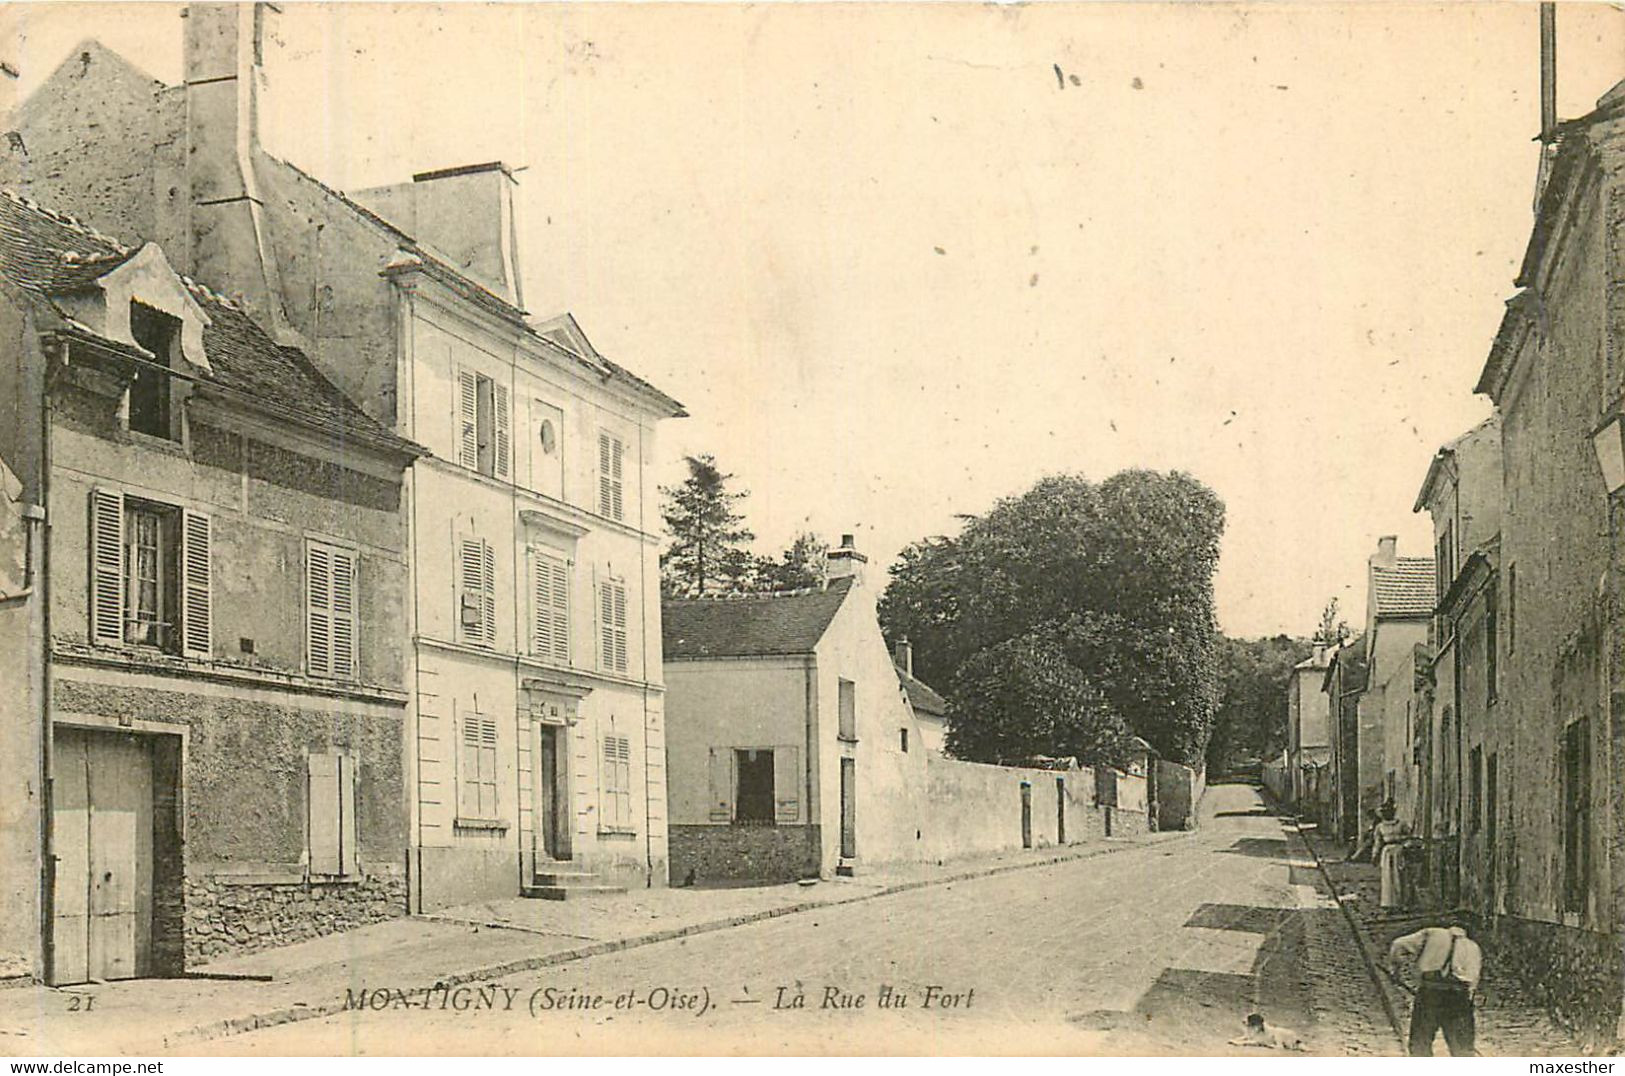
[1372,556,1435,619]
[663,578,854,659]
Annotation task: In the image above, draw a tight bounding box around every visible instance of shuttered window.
[308,753,359,877]
[531,550,570,665]
[307,540,358,679]
[89,490,208,657]
[457,537,497,648]
[597,432,625,520]
[457,368,511,481]
[459,711,500,820]
[773,746,801,823]
[599,576,628,673]
[707,747,733,822]
[600,734,633,832]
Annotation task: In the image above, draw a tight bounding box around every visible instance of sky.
[5,2,1624,638]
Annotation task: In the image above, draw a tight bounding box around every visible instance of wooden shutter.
[532,552,570,664]
[457,369,479,469]
[774,745,800,823]
[181,510,212,658]
[459,538,493,646]
[338,755,359,876]
[493,381,511,479]
[611,580,627,672]
[89,489,125,645]
[308,753,341,875]
[708,747,732,822]
[599,578,615,671]
[458,709,479,818]
[307,541,332,676]
[330,549,357,679]
[598,433,625,519]
[601,737,621,830]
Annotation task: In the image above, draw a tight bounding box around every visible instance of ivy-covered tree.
[946,633,1131,767]
[660,455,756,597]
[879,469,1225,767]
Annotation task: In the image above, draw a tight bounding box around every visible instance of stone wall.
[1482,912,1623,1048]
[184,868,407,965]
[669,825,823,885]
[1156,759,1202,831]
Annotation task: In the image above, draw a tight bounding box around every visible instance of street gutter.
[1289,817,1408,1051]
[166,829,1195,1050]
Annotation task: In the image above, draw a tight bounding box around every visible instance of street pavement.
[198,783,1400,1056]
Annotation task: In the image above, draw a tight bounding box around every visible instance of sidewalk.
[1295,820,1584,1057]
[0,831,1184,1056]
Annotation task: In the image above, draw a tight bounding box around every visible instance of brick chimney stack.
[825,533,867,585]
[1372,535,1398,569]
[894,638,913,677]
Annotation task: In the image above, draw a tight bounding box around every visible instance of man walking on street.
[1387,915,1483,1056]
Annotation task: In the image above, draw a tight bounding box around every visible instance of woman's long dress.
[1375,820,1406,909]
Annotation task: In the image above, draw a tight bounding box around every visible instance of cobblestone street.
[200,784,1398,1056]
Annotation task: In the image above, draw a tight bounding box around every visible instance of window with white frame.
[89,488,210,657]
[599,576,628,673]
[457,536,497,648]
[306,539,358,679]
[459,710,500,821]
[456,368,511,481]
[597,431,625,520]
[530,549,571,665]
[600,734,633,832]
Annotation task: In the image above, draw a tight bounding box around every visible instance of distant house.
[1363,537,1434,828]
[1286,645,1333,823]
[1413,414,1502,908]
[1323,636,1368,841]
[663,537,929,881]
[891,639,949,755]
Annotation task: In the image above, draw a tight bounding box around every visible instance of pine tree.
[660,455,756,597]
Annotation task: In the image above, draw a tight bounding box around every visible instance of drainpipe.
[638,421,653,887]
[37,339,57,983]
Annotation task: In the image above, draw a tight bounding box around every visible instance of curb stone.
[1290,818,1407,1051]
[165,828,1193,1049]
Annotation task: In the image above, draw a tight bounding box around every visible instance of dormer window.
[128,301,182,441]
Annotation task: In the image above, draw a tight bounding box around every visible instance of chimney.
[825,533,867,584]
[894,638,913,677]
[182,3,299,343]
[1372,535,1398,569]
[1535,3,1559,209]
[350,162,525,308]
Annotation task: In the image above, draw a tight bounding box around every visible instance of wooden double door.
[52,728,156,984]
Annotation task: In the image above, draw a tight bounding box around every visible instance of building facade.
[1362,537,1434,827]
[1467,81,1625,1042]
[1286,645,1332,821]
[0,187,421,983]
[1,4,685,910]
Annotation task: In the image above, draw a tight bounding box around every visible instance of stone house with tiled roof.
[1363,537,1434,833]
[663,537,1121,883]
[2,5,686,912]
[0,185,424,984]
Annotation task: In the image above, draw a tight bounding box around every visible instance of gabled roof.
[1371,556,1435,619]
[1414,414,1500,513]
[663,577,855,659]
[898,668,947,716]
[0,189,422,460]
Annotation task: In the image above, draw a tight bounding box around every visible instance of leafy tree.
[752,532,828,592]
[1206,634,1313,771]
[1315,597,1351,645]
[879,469,1225,766]
[946,633,1131,767]
[660,455,755,597]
